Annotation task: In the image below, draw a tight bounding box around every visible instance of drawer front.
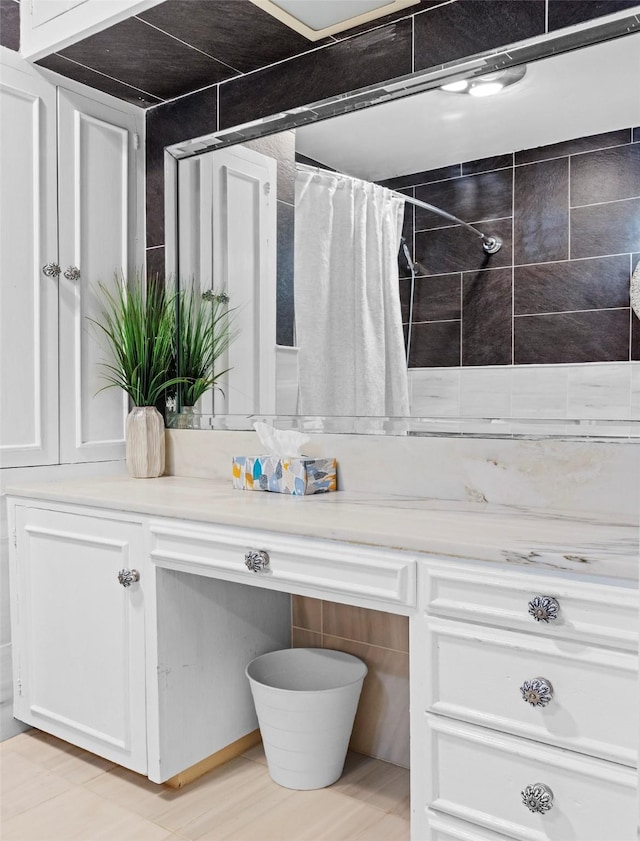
[426,811,516,841]
[422,560,638,651]
[424,715,637,841]
[423,618,638,767]
[149,521,416,610]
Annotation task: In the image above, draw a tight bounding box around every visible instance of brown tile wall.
[291,597,409,769]
[392,127,640,367]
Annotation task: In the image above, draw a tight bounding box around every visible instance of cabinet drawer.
[423,618,638,767]
[149,521,416,610]
[423,560,638,651]
[424,715,637,841]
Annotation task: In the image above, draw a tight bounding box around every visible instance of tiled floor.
[0,730,410,840]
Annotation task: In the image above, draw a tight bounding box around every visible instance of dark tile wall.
[0,0,19,51]
[140,1,640,349]
[391,128,640,366]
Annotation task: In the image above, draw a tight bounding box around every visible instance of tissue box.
[232,455,337,495]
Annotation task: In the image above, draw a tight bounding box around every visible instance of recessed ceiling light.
[440,66,527,97]
[249,0,420,41]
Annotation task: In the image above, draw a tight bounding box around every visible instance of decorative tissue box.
[232,455,337,495]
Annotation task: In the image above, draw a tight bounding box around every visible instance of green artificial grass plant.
[90,274,188,407]
[176,286,238,407]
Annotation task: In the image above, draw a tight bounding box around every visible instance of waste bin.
[245,647,368,790]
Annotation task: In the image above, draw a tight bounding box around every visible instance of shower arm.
[399,193,503,254]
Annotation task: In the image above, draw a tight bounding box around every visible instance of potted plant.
[90,274,188,478]
[175,285,238,417]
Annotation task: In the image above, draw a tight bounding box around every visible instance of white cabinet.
[0,53,142,469]
[10,505,147,773]
[411,559,639,841]
[20,0,163,61]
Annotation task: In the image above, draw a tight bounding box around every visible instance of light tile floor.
[0,730,410,841]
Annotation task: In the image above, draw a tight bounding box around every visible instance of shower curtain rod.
[296,162,503,254]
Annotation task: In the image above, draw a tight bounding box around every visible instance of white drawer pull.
[520,677,553,707]
[527,595,559,623]
[521,783,554,814]
[244,549,270,572]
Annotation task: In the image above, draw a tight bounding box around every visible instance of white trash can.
[245,647,368,790]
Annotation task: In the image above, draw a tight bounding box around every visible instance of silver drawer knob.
[117,568,140,587]
[521,783,554,814]
[520,677,553,707]
[42,262,61,278]
[244,549,270,572]
[63,265,81,282]
[528,596,559,623]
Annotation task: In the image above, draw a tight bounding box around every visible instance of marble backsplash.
[166,429,640,520]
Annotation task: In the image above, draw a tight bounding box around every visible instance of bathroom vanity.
[6,475,639,841]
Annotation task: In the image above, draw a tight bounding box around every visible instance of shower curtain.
[294,169,410,419]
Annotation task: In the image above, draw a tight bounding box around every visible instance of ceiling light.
[249,0,419,41]
[440,66,527,97]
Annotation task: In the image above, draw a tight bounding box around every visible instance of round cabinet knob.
[521,783,554,814]
[117,568,140,588]
[63,265,81,282]
[520,677,554,707]
[244,549,270,573]
[527,596,559,623]
[42,262,61,278]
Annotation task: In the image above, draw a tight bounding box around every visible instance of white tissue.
[631,260,640,320]
[253,422,309,458]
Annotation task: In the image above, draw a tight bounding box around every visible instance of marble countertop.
[6,475,639,582]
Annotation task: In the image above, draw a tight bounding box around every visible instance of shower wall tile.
[460,367,512,417]
[511,365,569,418]
[146,88,218,247]
[137,0,330,74]
[37,53,162,107]
[462,154,513,176]
[409,368,461,417]
[411,274,462,322]
[380,164,462,190]
[632,314,640,361]
[570,198,640,259]
[218,22,412,130]
[515,129,633,165]
[409,321,461,368]
[413,0,545,71]
[514,158,569,265]
[514,309,631,364]
[0,0,20,52]
[634,128,640,143]
[414,170,513,231]
[547,0,640,31]
[462,268,513,366]
[514,255,631,315]
[146,247,166,284]
[276,202,295,347]
[570,144,640,206]
[292,595,322,633]
[566,363,633,419]
[414,217,513,276]
[61,16,236,99]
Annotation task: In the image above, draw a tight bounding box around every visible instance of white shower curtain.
[294,169,410,418]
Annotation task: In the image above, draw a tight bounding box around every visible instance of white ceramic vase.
[125,406,165,478]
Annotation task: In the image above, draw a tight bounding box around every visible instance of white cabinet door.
[57,88,133,464]
[0,63,59,468]
[11,506,147,773]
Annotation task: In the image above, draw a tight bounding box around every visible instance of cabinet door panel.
[0,65,58,467]
[12,507,146,773]
[58,89,132,463]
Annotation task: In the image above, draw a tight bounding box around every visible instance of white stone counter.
[6,475,638,582]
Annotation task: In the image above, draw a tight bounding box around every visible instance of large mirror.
[168,24,640,438]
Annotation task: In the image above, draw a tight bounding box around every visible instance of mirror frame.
[164,9,640,441]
